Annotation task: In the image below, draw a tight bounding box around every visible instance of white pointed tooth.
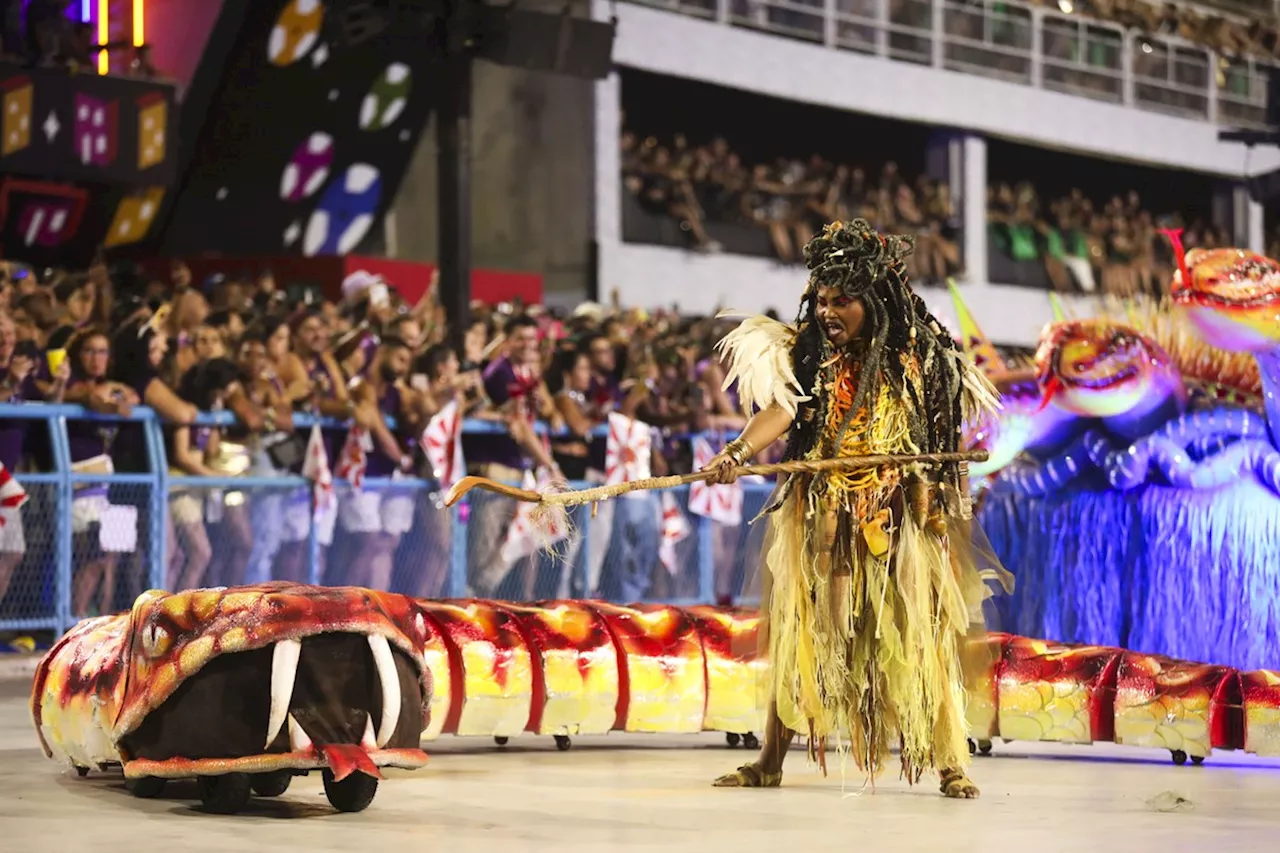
[287,713,312,752]
[362,712,377,749]
[266,639,302,748]
[367,635,401,748]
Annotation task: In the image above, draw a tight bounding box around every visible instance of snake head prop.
[32,583,434,783]
[1166,232,1280,353]
[1034,319,1182,420]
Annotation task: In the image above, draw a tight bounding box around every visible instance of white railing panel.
[621,0,1279,131]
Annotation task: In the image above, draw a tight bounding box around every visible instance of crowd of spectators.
[704,0,1280,63]
[0,256,782,626]
[621,128,963,284]
[0,0,161,77]
[987,181,1228,295]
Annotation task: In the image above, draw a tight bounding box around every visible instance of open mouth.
[823,321,845,340]
[117,632,425,779]
[1062,361,1140,391]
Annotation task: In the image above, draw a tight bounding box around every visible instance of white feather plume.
[714,311,810,417]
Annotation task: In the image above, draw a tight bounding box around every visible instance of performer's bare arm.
[700,403,794,484]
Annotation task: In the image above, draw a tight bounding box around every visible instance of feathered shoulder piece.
[954,350,1001,430]
[714,312,811,418]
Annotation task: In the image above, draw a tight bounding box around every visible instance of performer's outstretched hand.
[702,451,740,485]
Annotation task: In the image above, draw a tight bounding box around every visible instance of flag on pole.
[689,435,743,526]
[334,426,371,490]
[604,412,651,498]
[421,400,465,492]
[0,460,28,525]
[658,491,691,575]
[301,423,334,513]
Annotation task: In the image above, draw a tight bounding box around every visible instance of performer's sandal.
[712,763,782,788]
[939,768,980,799]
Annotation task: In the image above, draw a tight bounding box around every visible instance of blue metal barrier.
[0,403,769,635]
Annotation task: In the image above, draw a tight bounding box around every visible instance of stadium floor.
[2,679,1277,852]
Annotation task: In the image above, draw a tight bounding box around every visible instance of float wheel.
[1190,754,1205,766]
[725,732,741,748]
[978,740,993,756]
[968,738,976,756]
[742,732,759,750]
[554,735,572,751]
[323,769,378,813]
[74,766,90,777]
[250,770,292,797]
[494,736,509,746]
[125,776,166,799]
[198,773,251,814]
[1171,750,1188,766]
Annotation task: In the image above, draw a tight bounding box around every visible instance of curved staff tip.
[444,475,544,507]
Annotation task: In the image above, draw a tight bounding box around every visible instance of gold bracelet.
[723,437,755,466]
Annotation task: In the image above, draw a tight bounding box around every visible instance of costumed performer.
[704,219,1011,798]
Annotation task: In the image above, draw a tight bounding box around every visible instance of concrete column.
[961,134,988,284]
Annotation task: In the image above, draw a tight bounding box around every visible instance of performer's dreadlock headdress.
[782,219,971,489]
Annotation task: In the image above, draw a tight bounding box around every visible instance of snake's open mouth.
[117,632,427,780]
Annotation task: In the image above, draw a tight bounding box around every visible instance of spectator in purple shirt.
[338,336,422,591]
[62,328,137,617]
[463,314,563,597]
[0,312,36,612]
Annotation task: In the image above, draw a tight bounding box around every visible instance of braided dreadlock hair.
[781,219,968,488]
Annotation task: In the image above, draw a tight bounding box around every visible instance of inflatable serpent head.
[1166,232,1280,445]
[31,582,434,783]
[1034,319,1185,426]
[1167,239,1280,354]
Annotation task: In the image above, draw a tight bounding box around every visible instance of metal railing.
[628,0,1275,128]
[0,404,766,635]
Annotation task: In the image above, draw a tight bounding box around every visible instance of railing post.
[931,0,944,68]
[823,0,836,48]
[308,486,323,586]
[450,500,468,597]
[49,415,72,635]
[875,0,889,57]
[143,411,168,592]
[697,515,714,603]
[716,0,729,24]
[1029,6,1043,89]
[1207,49,1219,124]
[1121,30,1135,105]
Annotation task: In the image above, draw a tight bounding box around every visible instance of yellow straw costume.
[719,313,1009,787]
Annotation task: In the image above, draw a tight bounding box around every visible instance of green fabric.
[1044,228,1065,260]
[1009,224,1039,261]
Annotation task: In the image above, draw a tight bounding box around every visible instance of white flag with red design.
[0,460,28,525]
[604,412,651,491]
[689,435,743,526]
[335,426,371,490]
[300,423,334,513]
[501,468,570,564]
[421,400,465,493]
[658,491,691,575]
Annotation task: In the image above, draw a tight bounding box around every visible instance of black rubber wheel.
[494,736,509,746]
[554,735,572,751]
[1191,754,1205,766]
[250,770,292,797]
[742,732,759,750]
[978,740,993,756]
[125,776,166,799]
[1171,750,1188,766]
[968,738,976,755]
[323,770,379,813]
[197,773,252,814]
[74,766,90,777]
[725,732,741,748]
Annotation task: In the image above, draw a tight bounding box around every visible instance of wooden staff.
[444,450,988,508]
